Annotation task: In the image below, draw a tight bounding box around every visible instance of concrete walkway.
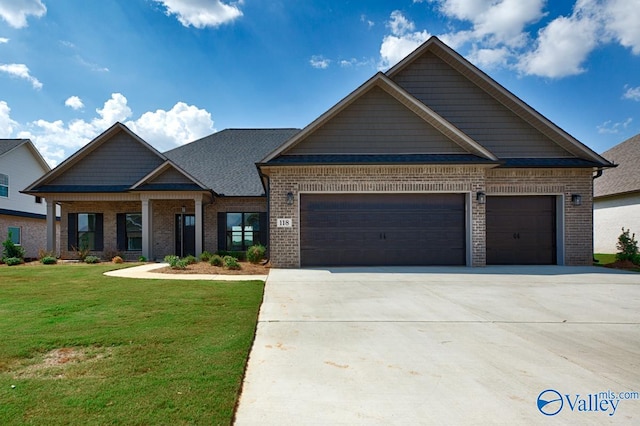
[235,266,640,425]
[104,263,268,281]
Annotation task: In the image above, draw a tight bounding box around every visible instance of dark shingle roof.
[266,154,498,165]
[0,139,26,157]
[595,133,640,198]
[164,129,300,196]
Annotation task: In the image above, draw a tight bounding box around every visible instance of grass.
[594,253,616,265]
[0,263,264,425]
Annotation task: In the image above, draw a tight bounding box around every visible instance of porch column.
[194,195,203,257]
[45,199,57,255]
[141,198,153,260]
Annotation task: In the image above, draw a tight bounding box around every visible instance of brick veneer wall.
[204,197,267,253]
[486,168,594,266]
[265,165,487,268]
[0,215,60,259]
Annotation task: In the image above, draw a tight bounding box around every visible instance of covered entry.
[486,195,557,265]
[300,193,466,267]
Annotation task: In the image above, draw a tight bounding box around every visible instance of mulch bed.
[155,261,270,275]
[603,260,639,270]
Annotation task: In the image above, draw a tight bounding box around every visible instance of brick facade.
[0,214,60,259]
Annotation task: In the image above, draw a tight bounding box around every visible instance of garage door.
[486,196,557,265]
[300,193,466,267]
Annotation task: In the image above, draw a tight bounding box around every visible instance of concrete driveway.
[234,266,640,425]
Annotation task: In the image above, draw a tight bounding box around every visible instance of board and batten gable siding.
[48,132,165,186]
[390,51,572,159]
[284,86,468,155]
[0,142,49,215]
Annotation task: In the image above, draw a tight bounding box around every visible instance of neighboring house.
[594,133,640,253]
[0,139,59,259]
[25,37,612,267]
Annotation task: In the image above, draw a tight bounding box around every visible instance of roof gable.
[0,139,50,172]
[25,123,166,193]
[386,37,611,165]
[595,133,640,198]
[130,161,210,192]
[262,73,497,163]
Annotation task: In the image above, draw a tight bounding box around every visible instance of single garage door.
[486,195,557,265]
[300,193,466,267]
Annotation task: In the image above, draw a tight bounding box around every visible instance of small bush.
[184,255,198,265]
[103,248,122,262]
[4,257,23,266]
[199,251,213,262]
[216,250,246,261]
[164,255,180,268]
[616,227,639,264]
[40,256,57,265]
[173,259,188,270]
[2,234,25,261]
[85,255,100,264]
[210,254,223,267]
[223,255,241,270]
[38,248,56,260]
[112,256,124,264]
[72,245,91,261]
[246,244,266,264]
[138,256,147,262]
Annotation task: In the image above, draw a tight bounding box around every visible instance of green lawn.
[594,253,616,265]
[0,263,264,425]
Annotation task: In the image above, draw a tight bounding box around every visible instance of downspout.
[592,168,604,263]
[257,165,271,261]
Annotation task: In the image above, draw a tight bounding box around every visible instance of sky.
[0,0,639,167]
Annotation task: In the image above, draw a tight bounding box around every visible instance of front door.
[175,214,196,257]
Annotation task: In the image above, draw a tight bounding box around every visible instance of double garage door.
[299,193,557,267]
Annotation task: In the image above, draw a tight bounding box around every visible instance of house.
[594,133,640,253]
[24,37,612,267]
[1,139,59,259]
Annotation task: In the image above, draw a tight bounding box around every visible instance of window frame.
[8,226,21,245]
[225,212,261,251]
[77,213,97,250]
[0,173,8,198]
[125,213,142,251]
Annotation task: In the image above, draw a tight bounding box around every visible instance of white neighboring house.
[0,139,59,259]
[594,133,640,253]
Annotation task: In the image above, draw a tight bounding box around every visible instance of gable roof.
[386,37,612,166]
[260,72,498,164]
[0,139,50,171]
[594,133,640,198]
[165,128,300,196]
[130,160,211,192]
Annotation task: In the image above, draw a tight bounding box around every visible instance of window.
[226,212,261,251]
[68,213,103,251]
[125,213,142,251]
[78,213,97,250]
[8,227,21,245]
[35,196,42,204]
[0,173,8,198]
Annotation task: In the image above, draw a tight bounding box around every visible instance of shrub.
[40,256,57,265]
[173,259,188,270]
[216,250,246,261]
[112,256,124,264]
[4,257,23,266]
[2,233,25,261]
[184,255,198,265]
[199,251,213,262]
[223,255,241,270]
[103,248,122,262]
[164,255,180,268]
[72,245,91,262]
[85,255,100,264]
[246,244,266,264]
[38,249,56,260]
[616,227,639,264]
[210,254,223,267]
[138,256,147,262]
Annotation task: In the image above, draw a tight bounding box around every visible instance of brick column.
[45,199,57,255]
[194,195,203,257]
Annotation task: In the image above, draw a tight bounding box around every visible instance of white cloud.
[153,0,243,28]
[0,0,46,28]
[12,94,214,166]
[602,0,640,54]
[379,11,431,69]
[0,100,18,136]
[597,118,633,134]
[309,55,330,69]
[467,46,510,69]
[623,85,640,101]
[0,63,43,89]
[360,14,374,29]
[65,96,84,110]
[0,37,8,43]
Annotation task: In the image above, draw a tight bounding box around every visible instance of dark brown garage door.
[300,193,466,267]
[486,196,556,265]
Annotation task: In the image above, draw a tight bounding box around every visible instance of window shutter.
[259,212,268,246]
[217,212,226,251]
[68,213,77,250]
[116,213,126,251]
[95,213,104,251]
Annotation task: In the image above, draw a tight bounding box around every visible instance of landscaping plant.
[616,227,640,264]
[246,244,266,264]
[2,232,25,262]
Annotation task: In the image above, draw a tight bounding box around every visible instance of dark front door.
[486,196,557,265]
[300,193,466,267]
[175,214,196,257]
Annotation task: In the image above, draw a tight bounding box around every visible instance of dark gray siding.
[286,86,468,155]
[150,167,193,184]
[391,52,572,158]
[50,132,164,186]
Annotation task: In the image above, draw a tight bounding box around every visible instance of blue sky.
[0,0,639,166]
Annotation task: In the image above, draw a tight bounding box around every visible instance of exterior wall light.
[286,192,294,205]
[571,194,582,206]
[476,191,486,205]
